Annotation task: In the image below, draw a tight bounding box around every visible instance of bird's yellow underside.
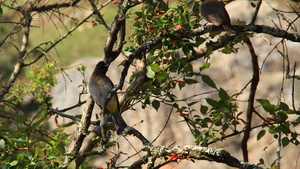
[106,99,118,113]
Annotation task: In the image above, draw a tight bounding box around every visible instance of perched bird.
[200,0,239,35]
[89,61,128,135]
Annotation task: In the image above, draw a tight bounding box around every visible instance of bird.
[89,61,128,135]
[199,0,239,35]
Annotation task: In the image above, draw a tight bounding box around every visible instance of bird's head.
[95,61,110,73]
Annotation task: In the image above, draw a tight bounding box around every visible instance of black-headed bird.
[89,61,128,135]
[200,0,239,35]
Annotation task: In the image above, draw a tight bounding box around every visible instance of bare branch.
[0,12,31,99]
[31,0,81,13]
[62,94,95,168]
[241,38,260,162]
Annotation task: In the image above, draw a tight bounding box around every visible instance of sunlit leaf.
[146,66,155,78]
[151,63,160,72]
[0,139,5,149]
[199,63,210,71]
[9,161,18,167]
[221,48,235,54]
[156,72,169,80]
[12,138,28,144]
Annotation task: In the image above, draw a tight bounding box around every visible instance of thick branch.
[128,154,150,169]
[103,16,126,63]
[146,145,262,169]
[189,25,300,42]
[31,0,81,12]
[62,94,95,168]
[75,126,104,168]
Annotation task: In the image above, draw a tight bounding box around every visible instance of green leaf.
[62,120,76,127]
[187,0,195,9]
[186,72,201,77]
[31,118,45,129]
[56,142,66,154]
[195,37,206,46]
[205,98,216,107]
[257,99,275,114]
[205,42,213,56]
[276,111,288,122]
[199,63,210,71]
[281,137,289,147]
[12,138,28,144]
[262,103,275,114]
[151,63,160,72]
[146,66,155,78]
[0,139,5,149]
[152,100,160,111]
[201,75,217,89]
[16,115,28,123]
[156,72,169,80]
[257,130,266,140]
[222,123,229,132]
[9,160,18,167]
[0,7,3,17]
[256,99,270,105]
[209,30,221,38]
[184,78,198,84]
[231,120,240,126]
[182,46,191,57]
[268,126,277,134]
[200,105,208,115]
[258,158,265,165]
[221,48,235,54]
[278,102,289,111]
[219,88,230,101]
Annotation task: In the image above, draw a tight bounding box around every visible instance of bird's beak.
[105,63,110,67]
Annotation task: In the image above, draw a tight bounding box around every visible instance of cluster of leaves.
[0,60,71,168]
[256,99,300,147]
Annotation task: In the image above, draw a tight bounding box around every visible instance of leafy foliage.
[0,61,70,168]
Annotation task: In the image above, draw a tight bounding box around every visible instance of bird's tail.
[111,111,128,135]
[222,24,240,35]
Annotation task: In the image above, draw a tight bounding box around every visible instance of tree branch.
[31,0,81,12]
[0,11,31,99]
[146,145,262,169]
[189,25,300,42]
[62,94,95,168]
[241,38,260,162]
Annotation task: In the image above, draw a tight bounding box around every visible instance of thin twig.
[151,105,174,144]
